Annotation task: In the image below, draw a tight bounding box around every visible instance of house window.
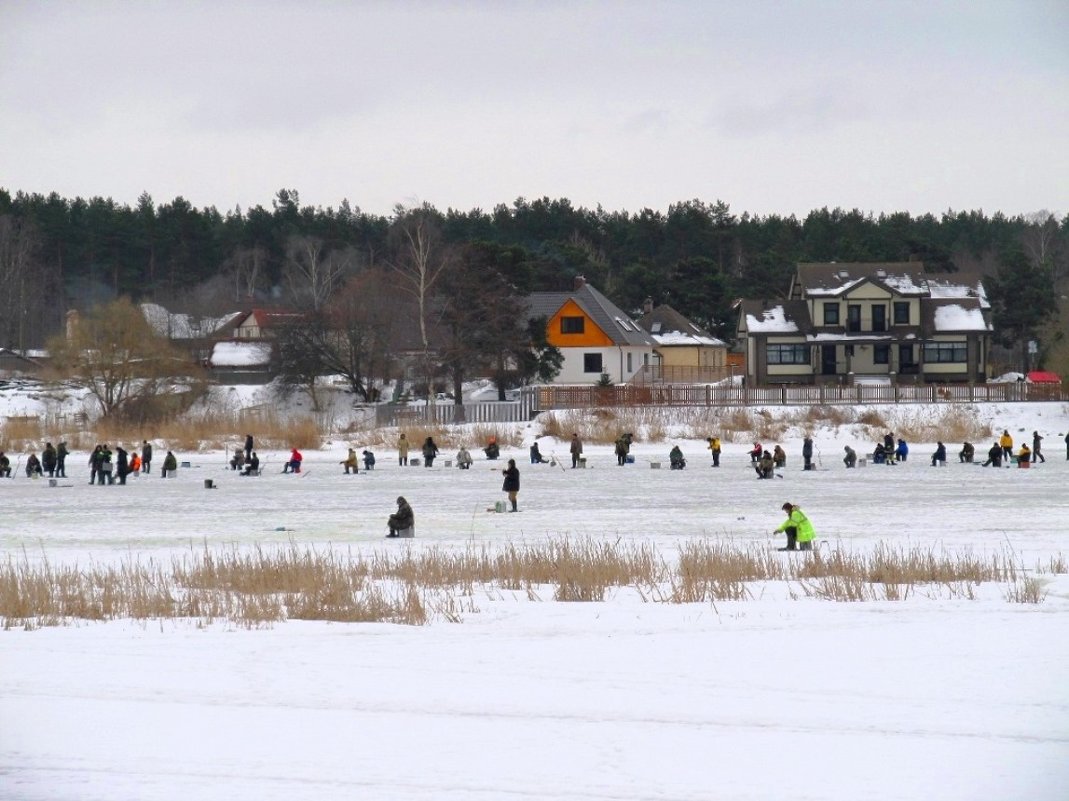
[766,344,810,365]
[823,303,840,325]
[874,345,890,364]
[560,316,585,335]
[583,353,603,373]
[923,342,968,363]
[847,305,861,333]
[893,302,910,325]
[872,306,887,332]
[626,352,633,373]
[899,344,916,366]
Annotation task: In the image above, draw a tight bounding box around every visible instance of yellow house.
[634,301,729,383]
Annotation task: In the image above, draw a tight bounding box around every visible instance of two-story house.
[737,262,991,385]
[527,277,657,384]
[633,300,729,383]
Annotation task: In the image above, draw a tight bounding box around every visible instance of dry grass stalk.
[2,539,1056,628]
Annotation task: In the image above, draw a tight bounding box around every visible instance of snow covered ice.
[1,400,1067,800]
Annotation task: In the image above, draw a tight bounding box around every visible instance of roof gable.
[528,284,655,347]
[636,304,726,347]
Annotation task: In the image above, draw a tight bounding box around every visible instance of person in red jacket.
[283,448,303,474]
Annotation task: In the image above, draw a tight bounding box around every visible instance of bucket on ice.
[203,479,214,489]
[494,500,506,513]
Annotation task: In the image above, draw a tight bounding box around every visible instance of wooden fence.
[532,382,1066,411]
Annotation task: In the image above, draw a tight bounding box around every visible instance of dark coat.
[42,445,57,470]
[502,465,520,492]
[802,439,813,458]
[389,499,414,530]
[163,452,178,471]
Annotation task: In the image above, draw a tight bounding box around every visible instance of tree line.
[1,187,1065,373]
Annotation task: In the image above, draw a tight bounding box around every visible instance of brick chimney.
[573,274,586,291]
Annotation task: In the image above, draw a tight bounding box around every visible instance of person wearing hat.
[773,502,816,551]
[387,496,414,538]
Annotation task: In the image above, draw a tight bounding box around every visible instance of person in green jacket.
[774,502,816,551]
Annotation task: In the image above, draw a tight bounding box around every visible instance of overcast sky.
[1,1,1066,219]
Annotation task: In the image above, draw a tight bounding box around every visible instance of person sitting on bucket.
[484,438,500,460]
[362,450,376,470]
[283,448,302,473]
[774,502,816,551]
[386,496,414,538]
[1016,443,1031,466]
[529,440,548,464]
[341,448,359,474]
[669,445,685,469]
[931,441,947,467]
[242,452,260,476]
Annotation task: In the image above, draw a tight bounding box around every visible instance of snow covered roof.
[795,263,929,297]
[635,304,726,348]
[925,300,991,332]
[210,341,273,368]
[926,274,990,309]
[141,303,243,340]
[744,305,800,333]
[738,300,811,336]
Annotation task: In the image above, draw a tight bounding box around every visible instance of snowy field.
[2,401,1068,800]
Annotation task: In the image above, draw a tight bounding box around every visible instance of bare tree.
[224,245,269,303]
[386,205,453,397]
[47,298,202,420]
[284,235,354,311]
[1021,211,1066,284]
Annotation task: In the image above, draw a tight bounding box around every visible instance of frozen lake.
[2,402,1067,800]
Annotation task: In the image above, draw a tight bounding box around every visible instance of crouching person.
[754,450,775,479]
[843,445,857,468]
[387,496,414,538]
[669,445,686,470]
[774,502,816,551]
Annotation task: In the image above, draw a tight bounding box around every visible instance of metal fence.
[531,382,1066,411]
[374,400,533,427]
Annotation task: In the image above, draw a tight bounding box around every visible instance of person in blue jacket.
[896,438,909,462]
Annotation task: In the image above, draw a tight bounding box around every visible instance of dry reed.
[1,538,1057,629]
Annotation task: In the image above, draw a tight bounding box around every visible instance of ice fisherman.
[802,437,814,470]
[669,445,686,470]
[931,442,947,466]
[422,437,439,467]
[773,502,816,552]
[386,496,414,538]
[456,446,473,469]
[570,433,583,468]
[341,448,359,474]
[843,445,857,468]
[707,436,721,467]
[161,450,178,478]
[501,458,520,512]
[283,448,303,474]
[362,450,376,470]
[755,450,775,479]
[398,433,410,466]
[529,440,548,464]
